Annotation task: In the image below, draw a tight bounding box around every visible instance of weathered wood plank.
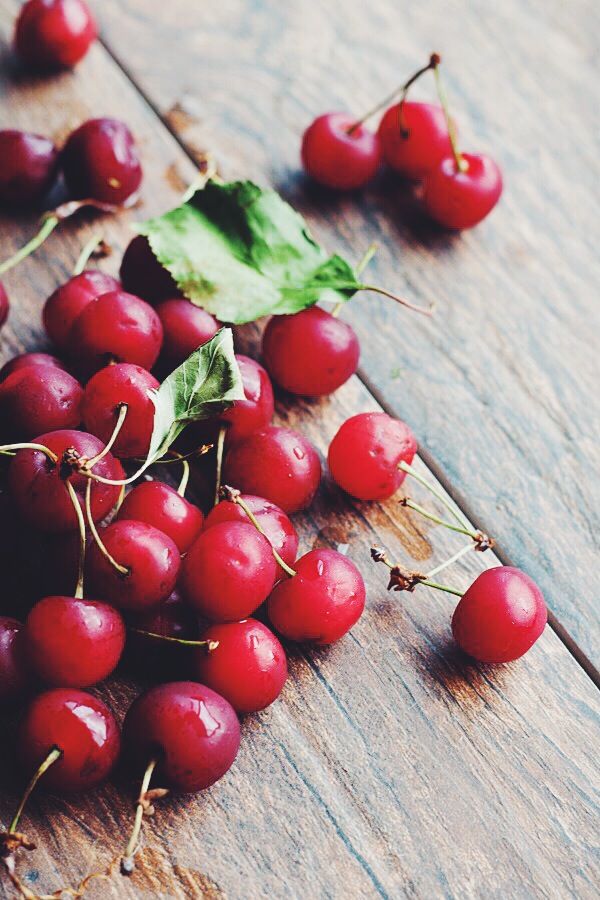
[93,0,600,671]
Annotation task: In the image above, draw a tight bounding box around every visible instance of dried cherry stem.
[371,545,464,597]
[177,458,191,497]
[0,215,59,276]
[332,243,378,317]
[72,232,104,275]
[358,284,434,317]
[0,443,58,464]
[401,497,481,540]
[425,542,474,578]
[84,403,128,469]
[214,425,227,506]
[347,54,440,134]
[85,480,129,577]
[65,482,87,600]
[121,758,166,875]
[432,58,467,173]
[398,461,469,529]
[219,485,297,577]
[8,747,62,837]
[128,629,219,651]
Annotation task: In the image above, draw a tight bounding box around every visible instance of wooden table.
[0,0,599,897]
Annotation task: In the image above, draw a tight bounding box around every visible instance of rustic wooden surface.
[0,2,599,899]
[93,0,600,674]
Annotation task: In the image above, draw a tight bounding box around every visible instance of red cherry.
[156,298,220,369]
[301,113,381,190]
[419,153,503,230]
[125,590,199,670]
[17,688,120,793]
[61,118,142,205]
[377,102,454,179]
[268,548,365,644]
[205,493,298,572]
[86,520,181,612]
[262,307,359,396]
[192,619,287,714]
[0,352,66,384]
[117,481,203,554]
[82,363,159,459]
[180,521,278,622]
[328,412,417,500]
[14,0,97,69]
[0,282,9,329]
[451,567,547,664]
[120,236,180,305]
[43,271,120,351]
[0,130,59,206]
[222,425,321,514]
[122,681,240,792]
[0,616,32,705]
[0,365,83,441]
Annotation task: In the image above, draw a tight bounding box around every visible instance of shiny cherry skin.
[8,429,124,533]
[120,235,180,305]
[301,113,381,190]
[67,290,163,374]
[156,298,220,369]
[262,307,359,397]
[180,521,278,622]
[268,548,365,644]
[82,363,159,459]
[17,688,120,793]
[377,102,454,179]
[0,617,32,705]
[24,595,125,688]
[122,681,240,792]
[451,567,547,664]
[117,481,203,554]
[419,153,503,230]
[205,493,298,572]
[14,0,97,69]
[125,590,198,670]
[222,426,321,514]
[86,520,180,612]
[43,271,120,352]
[0,365,82,442]
[0,130,59,206]
[0,352,66,384]
[0,283,9,329]
[328,412,417,500]
[192,619,287,714]
[61,118,142,205]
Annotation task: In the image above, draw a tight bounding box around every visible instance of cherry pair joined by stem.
[0,130,59,207]
[14,0,97,70]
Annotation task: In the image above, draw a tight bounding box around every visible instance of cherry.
[262,307,360,397]
[120,235,180,305]
[0,282,9,329]
[377,102,454,179]
[222,426,321,514]
[82,363,159,459]
[0,365,83,442]
[86,520,180,611]
[125,590,199,670]
[17,688,120,793]
[328,412,417,500]
[419,153,503,230]
[116,481,203,554]
[14,0,97,69]
[205,493,298,572]
[268,548,366,644]
[192,619,287,714]
[179,521,278,621]
[122,681,240,792]
[60,118,142,205]
[451,567,547,664]
[0,130,59,207]
[0,617,32,705]
[8,429,124,533]
[301,113,381,190]
[67,290,163,374]
[0,352,66,384]
[156,298,220,369]
[43,271,120,352]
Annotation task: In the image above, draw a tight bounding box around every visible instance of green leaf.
[147,327,244,465]
[135,180,362,324]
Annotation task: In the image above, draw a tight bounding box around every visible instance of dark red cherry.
[156,298,220,369]
[14,0,97,69]
[0,352,66,385]
[0,282,9,329]
[205,494,298,571]
[0,130,59,206]
[419,153,503,230]
[268,548,366,644]
[61,118,142,205]
[117,481,203,554]
[0,616,32,705]
[0,365,83,442]
[301,113,381,190]
[119,236,180,305]
[82,363,159,459]
[222,426,321,514]
[43,271,120,352]
[122,681,240,792]
[377,102,454,179]
[192,619,287,714]
[125,590,199,670]
[262,307,360,396]
[17,688,120,793]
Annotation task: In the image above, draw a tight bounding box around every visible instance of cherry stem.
[72,233,104,276]
[220,486,297,577]
[214,425,227,507]
[426,542,474,578]
[121,757,158,875]
[332,243,378,317]
[85,403,128,469]
[398,461,469,529]
[65,481,87,600]
[114,483,126,515]
[0,215,59,276]
[359,284,434,317]
[128,628,219,651]
[432,60,468,173]
[402,497,480,540]
[177,458,190,497]
[347,54,440,134]
[9,747,62,835]
[85,480,129,577]
[418,579,463,597]
[371,545,464,597]
[0,442,58,464]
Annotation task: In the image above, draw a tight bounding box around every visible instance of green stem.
[72,233,104,275]
[347,54,439,134]
[85,480,129,577]
[85,403,128,469]
[418,579,464,597]
[332,243,379,317]
[65,481,87,600]
[222,488,297,577]
[426,542,473,579]
[9,747,62,835]
[214,425,227,507]
[0,442,58,464]
[177,459,190,497]
[398,461,470,529]
[0,216,59,276]
[432,61,467,173]
[128,629,218,650]
[403,497,480,540]
[359,284,434,317]
[121,758,158,875]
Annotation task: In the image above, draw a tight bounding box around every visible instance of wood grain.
[93,0,600,672]
[0,4,599,899]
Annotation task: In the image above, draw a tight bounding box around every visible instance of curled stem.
[177,458,190,497]
[85,404,128,469]
[219,486,297,577]
[398,461,469,529]
[9,747,62,836]
[214,425,227,507]
[121,758,163,875]
[85,480,129,577]
[0,215,59,276]
[65,482,87,600]
[72,233,105,275]
[402,497,480,540]
[0,442,57,464]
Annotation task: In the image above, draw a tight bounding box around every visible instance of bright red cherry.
[419,153,503,230]
[61,118,142,205]
[86,520,181,612]
[377,102,454,179]
[222,426,321,513]
[0,352,66,384]
[301,113,381,190]
[120,236,180,305]
[192,619,287,714]
[0,365,83,441]
[122,681,240,792]
[262,307,359,396]
[205,493,298,572]
[117,481,203,554]
[0,283,9,329]
[451,567,547,664]
[43,271,120,352]
[268,548,365,644]
[14,0,97,69]
[156,298,220,369]
[0,130,59,206]
[17,688,120,793]
[82,363,159,459]
[180,521,278,622]
[328,412,417,500]
[0,617,32,705]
